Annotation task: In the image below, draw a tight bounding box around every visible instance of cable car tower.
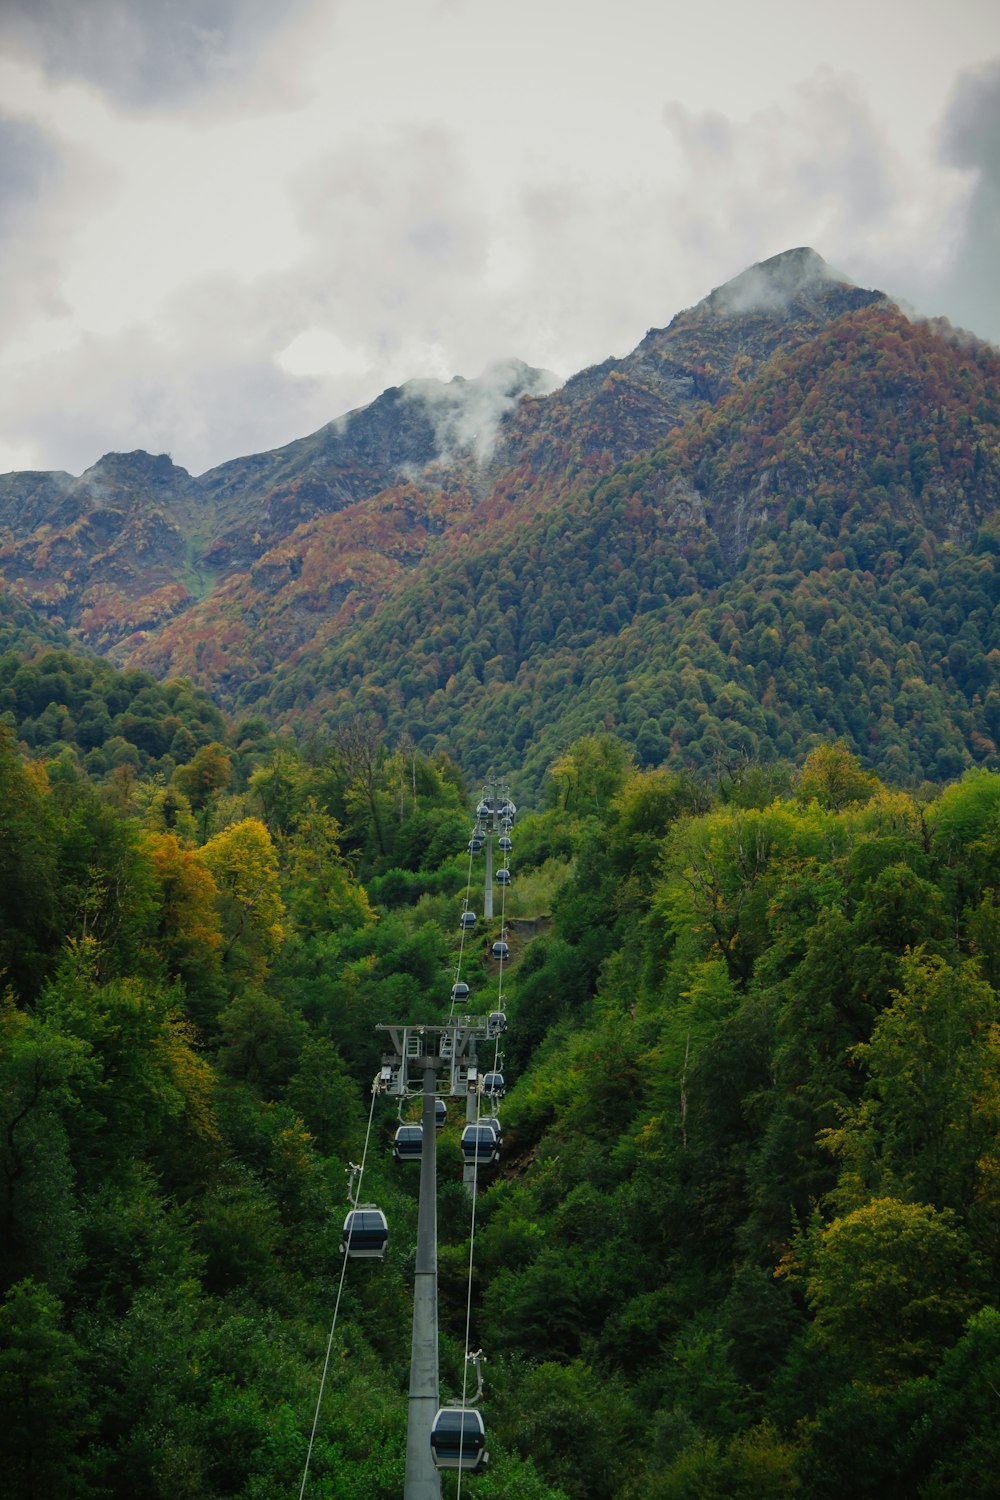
[376,1019,495,1499]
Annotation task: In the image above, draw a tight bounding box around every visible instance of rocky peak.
[703,246,856,317]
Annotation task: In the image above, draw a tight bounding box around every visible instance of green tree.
[804,1198,984,1384]
[0,1279,91,1499]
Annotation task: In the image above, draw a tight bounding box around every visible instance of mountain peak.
[704,247,860,318]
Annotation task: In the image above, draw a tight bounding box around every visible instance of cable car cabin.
[476,801,491,819]
[430,1406,489,1472]
[483,1116,502,1140]
[495,867,511,886]
[393,1124,423,1162]
[500,801,516,819]
[498,836,512,853]
[491,940,509,960]
[468,836,484,853]
[435,1099,447,1128]
[341,1207,388,1259]
[461,1123,501,1165]
[460,911,477,930]
[482,1071,505,1098]
[487,1009,507,1037]
[452,980,470,1005]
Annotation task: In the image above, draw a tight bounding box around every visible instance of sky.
[0,0,998,479]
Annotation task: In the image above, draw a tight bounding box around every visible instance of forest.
[3,643,1000,1498]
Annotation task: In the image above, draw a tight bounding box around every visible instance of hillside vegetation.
[2,679,1000,1496]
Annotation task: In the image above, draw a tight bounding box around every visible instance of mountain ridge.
[3,247,1000,791]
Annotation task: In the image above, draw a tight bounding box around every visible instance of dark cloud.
[0,0,315,108]
[933,58,1000,343]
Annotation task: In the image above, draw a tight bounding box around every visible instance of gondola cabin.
[460,911,477,930]
[393,1124,423,1162]
[482,1071,505,1098]
[452,981,470,1004]
[491,940,509,960]
[468,835,483,853]
[461,1123,500,1165]
[487,1009,507,1037]
[476,801,491,819]
[498,836,512,853]
[495,867,511,886]
[435,1098,447,1128]
[430,1406,489,1472]
[341,1207,388,1259]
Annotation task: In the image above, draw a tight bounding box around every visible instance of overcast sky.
[0,0,998,478]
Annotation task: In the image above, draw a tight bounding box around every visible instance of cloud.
[0,314,330,478]
[401,359,561,465]
[0,115,59,240]
[0,53,989,480]
[0,110,112,342]
[658,72,956,296]
[929,58,1000,343]
[0,0,317,110]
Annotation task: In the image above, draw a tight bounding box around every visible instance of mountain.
[0,359,556,655]
[2,248,999,791]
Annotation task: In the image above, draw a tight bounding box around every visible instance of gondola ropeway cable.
[297,1072,382,1500]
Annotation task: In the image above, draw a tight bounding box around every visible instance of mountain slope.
[249,297,1000,788]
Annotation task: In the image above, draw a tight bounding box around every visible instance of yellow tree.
[197,819,286,971]
[145,831,222,990]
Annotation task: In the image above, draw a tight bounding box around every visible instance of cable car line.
[452,822,481,1019]
[298,1073,383,1500]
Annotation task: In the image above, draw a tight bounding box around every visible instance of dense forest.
[3,643,1000,1497]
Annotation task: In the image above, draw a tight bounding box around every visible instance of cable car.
[491,940,509,960]
[500,801,516,819]
[461,1123,501,1165]
[341,1207,388,1259]
[393,1124,423,1162]
[436,1098,447,1128]
[487,1009,507,1037]
[476,801,491,819]
[498,836,512,853]
[460,911,477,930]
[495,867,511,886]
[452,980,470,1005]
[468,835,484,853]
[482,1071,505,1098]
[430,1406,489,1472]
